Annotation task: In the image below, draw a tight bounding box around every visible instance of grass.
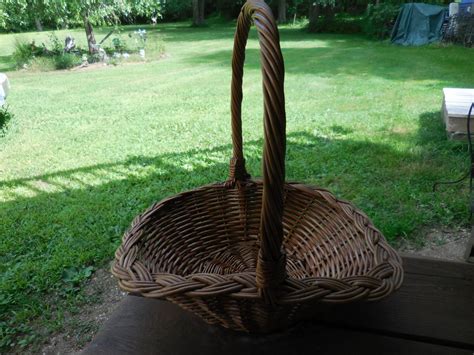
[0,21,473,351]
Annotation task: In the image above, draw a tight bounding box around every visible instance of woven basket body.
[113,0,403,333]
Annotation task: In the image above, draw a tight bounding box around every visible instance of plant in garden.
[131,29,147,50]
[0,105,13,134]
[66,1,160,54]
[112,37,128,53]
[11,39,41,68]
[53,53,81,70]
[364,3,400,39]
[47,32,64,55]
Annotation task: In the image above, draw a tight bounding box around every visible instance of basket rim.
[112,181,404,305]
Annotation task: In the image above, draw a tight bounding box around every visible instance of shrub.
[364,4,400,40]
[112,37,128,52]
[48,32,64,55]
[161,0,192,21]
[12,39,37,68]
[0,105,13,133]
[53,53,81,70]
[309,14,364,34]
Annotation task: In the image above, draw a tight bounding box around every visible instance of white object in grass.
[0,73,10,106]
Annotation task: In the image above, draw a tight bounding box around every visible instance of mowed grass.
[1,22,473,350]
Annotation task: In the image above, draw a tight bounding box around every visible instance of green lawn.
[1,22,473,350]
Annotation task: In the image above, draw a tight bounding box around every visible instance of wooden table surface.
[82,254,474,355]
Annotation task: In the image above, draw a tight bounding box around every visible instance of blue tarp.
[391,3,447,46]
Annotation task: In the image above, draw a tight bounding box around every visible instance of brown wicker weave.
[112,0,403,333]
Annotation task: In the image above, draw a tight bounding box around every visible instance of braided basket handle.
[229,0,286,305]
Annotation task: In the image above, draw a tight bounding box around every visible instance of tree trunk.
[323,5,335,21]
[34,17,43,31]
[199,0,205,23]
[308,3,320,32]
[193,0,205,26]
[83,15,98,54]
[278,0,287,23]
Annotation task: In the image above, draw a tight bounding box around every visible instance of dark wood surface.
[314,254,474,348]
[82,255,474,355]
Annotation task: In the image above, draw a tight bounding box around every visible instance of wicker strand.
[230,0,287,304]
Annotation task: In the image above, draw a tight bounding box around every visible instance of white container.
[0,73,10,106]
[449,2,459,16]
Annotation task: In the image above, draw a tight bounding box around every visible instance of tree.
[278,0,287,23]
[192,0,205,26]
[308,0,335,32]
[62,1,160,53]
[0,0,160,52]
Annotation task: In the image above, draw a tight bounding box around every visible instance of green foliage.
[53,53,81,70]
[11,39,35,68]
[112,37,127,52]
[11,34,82,70]
[47,32,64,55]
[213,0,246,19]
[364,3,401,40]
[162,0,192,21]
[0,105,13,133]
[61,266,94,294]
[308,13,364,34]
[0,0,162,42]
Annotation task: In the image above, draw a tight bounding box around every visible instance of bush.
[309,14,364,34]
[11,39,38,68]
[48,32,64,55]
[53,53,81,70]
[0,105,13,133]
[112,37,128,53]
[364,4,400,40]
[162,0,192,21]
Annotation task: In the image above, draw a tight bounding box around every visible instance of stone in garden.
[98,48,108,62]
[64,36,76,52]
[0,73,10,106]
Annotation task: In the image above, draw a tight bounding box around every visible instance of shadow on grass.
[182,38,474,86]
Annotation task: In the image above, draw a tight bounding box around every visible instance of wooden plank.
[314,255,474,348]
[400,253,473,280]
[82,296,470,355]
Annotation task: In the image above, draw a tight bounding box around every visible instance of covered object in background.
[391,3,447,45]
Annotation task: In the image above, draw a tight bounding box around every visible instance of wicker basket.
[112,0,403,333]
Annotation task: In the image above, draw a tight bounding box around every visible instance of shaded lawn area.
[0,22,473,350]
